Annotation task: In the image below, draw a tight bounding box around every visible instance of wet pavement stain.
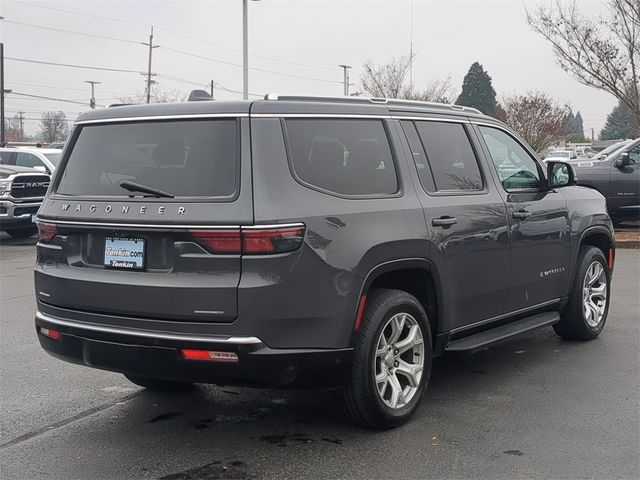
[160,460,252,480]
[503,449,524,456]
[147,411,185,423]
[321,438,343,445]
[258,433,316,447]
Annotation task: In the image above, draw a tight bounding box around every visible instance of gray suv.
[572,138,639,222]
[34,95,615,428]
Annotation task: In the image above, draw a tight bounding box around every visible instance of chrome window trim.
[35,311,263,345]
[391,115,471,124]
[75,113,249,125]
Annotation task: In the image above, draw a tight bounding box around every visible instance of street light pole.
[242,0,249,100]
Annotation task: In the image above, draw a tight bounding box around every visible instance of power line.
[157,74,261,98]
[9,91,96,107]
[160,46,342,85]
[6,57,142,74]
[9,0,150,27]
[9,0,337,72]
[2,19,142,45]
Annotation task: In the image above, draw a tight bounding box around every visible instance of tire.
[124,374,193,391]
[338,288,433,429]
[554,246,611,340]
[7,226,37,238]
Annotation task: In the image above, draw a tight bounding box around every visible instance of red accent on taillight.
[354,295,367,331]
[608,248,615,270]
[190,225,305,255]
[242,227,305,254]
[181,349,239,362]
[190,229,241,254]
[37,222,57,243]
[39,327,60,340]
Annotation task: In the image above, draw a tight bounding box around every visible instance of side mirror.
[614,152,631,168]
[547,161,577,189]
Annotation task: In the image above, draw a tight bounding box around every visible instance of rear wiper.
[119,180,174,198]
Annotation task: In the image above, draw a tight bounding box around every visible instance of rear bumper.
[35,311,352,387]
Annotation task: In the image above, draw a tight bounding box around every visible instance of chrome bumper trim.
[35,311,263,345]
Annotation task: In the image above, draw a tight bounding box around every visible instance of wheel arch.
[577,226,615,281]
[354,258,444,349]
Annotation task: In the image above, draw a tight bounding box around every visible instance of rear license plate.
[104,237,145,270]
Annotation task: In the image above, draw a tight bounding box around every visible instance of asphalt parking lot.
[0,235,638,480]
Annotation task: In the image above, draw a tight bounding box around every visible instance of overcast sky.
[1,0,617,137]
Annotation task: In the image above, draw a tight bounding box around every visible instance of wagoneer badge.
[61,203,186,215]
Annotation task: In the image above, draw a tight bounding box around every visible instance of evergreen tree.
[562,111,576,136]
[573,111,584,135]
[600,102,634,140]
[456,62,497,117]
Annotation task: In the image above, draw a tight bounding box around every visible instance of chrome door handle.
[432,216,458,227]
[512,210,532,219]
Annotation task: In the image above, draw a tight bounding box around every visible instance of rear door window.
[56,119,239,199]
[414,121,483,192]
[284,119,398,196]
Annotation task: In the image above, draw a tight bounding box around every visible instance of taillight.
[37,222,57,243]
[191,224,305,255]
[242,226,305,254]
[190,229,241,254]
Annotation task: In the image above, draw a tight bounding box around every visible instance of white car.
[544,150,578,162]
[0,147,62,174]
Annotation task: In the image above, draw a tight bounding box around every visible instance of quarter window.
[285,119,398,196]
[414,121,483,191]
[479,126,542,190]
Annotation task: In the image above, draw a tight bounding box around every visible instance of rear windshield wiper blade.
[119,180,174,198]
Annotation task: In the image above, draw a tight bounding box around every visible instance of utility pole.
[338,65,352,96]
[85,80,101,109]
[210,80,215,100]
[141,26,158,103]
[17,111,24,141]
[1,42,5,145]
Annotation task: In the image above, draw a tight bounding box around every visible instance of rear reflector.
[191,224,305,255]
[39,327,60,340]
[37,222,58,244]
[608,248,615,270]
[181,349,239,362]
[354,295,367,331]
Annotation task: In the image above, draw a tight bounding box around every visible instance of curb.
[616,240,640,249]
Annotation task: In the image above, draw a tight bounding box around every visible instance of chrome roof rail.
[263,93,482,115]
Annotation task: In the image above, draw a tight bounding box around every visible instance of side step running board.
[445,312,560,353]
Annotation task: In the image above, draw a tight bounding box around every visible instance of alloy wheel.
[582,261,608,327]
[373,312,424,409]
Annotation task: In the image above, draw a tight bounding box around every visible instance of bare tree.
[360,55,457,102]
[38,111,69,143]
[502,92,569,152]
[361,54,414,99]
[527,0,640,134]
[115,86,186,104]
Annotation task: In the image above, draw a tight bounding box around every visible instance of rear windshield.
[43,152,62,166]
[56,119,238,198]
